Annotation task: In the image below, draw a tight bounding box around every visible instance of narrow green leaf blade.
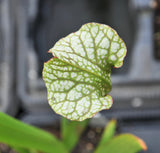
[43,22,127,121]
[95,134,147,153]
[0,112,68,153]
[97,119,116,147]
[61,117,88,152]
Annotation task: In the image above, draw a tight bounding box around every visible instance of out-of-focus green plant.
[95,120,147,153]
[61,117,89,152]
[0,112,146,153]
[0,112,68,153]
[0,112,88,153]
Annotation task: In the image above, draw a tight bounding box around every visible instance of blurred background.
[0,0,160,152]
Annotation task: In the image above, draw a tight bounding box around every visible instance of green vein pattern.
[43,23,127,121]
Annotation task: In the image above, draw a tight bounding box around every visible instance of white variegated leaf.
[43,23,127,121]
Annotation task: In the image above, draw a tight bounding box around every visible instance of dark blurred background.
[0,0,160,152]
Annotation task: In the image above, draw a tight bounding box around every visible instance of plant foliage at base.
[0,113,147,153]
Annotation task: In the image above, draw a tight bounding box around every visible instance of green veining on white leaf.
[43,23,127,121]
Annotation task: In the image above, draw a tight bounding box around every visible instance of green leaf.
[43,22,127,121]
[0,112,68,153]
[11,145,39,153]
[95,134,147,153]
[97,119,116,147]
[61,117,88,152]
[12,146,31,153]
